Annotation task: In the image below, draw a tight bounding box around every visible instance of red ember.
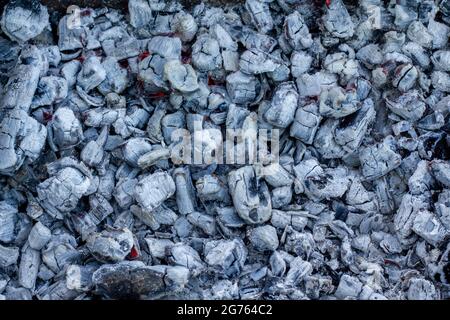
[138,51,151,61]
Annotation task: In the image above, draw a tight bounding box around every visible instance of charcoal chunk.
[92,261,166,299]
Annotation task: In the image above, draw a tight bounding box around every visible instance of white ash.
[0,0,450,301]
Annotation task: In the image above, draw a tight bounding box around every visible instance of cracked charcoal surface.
[0,0,450,300]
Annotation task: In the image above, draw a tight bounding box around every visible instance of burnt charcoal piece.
[37,157,92,219]
[248,225,279,252]
[245,0,273,34]
[263,82,298,128]
[134,171,176,212]
[0,201,17,243]
[92,261,166,299]
[228,166,272,224]
[204,239,247,277]
[87,227,134,263]
[128,0,152,29]
[1,0,49,43]
[359,136,402,181]
[323,0,354,38]
[334,98,376,154]
[385,90,426,121]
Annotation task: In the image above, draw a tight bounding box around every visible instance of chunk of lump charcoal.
[87,227,134,263]
[228,166,272,224]
[248,225,279,252]
[0,0,49,43]
[1,0,450,301]
[133,171,176,212]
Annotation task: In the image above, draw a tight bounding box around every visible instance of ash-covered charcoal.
[77,56,107,92]
[385,90,426,122]
[98,57,129,95]
[36,157,92,219]
[173,167,197,215]
[134,171,176,212]
[293,159,350,201]
[172,11,198,43]
[228,166,272,224]
[290,51,313,78]
[270,209,308,231]
[196,174,231,203]
[431,70,450,92]
[412,210,449,247]
[0,109,47,175]
[244,0,273,34]
[204,238,247,277]
[192,34,222,72]
[296,71,337,98]
[167,243,204,275]
[323,0,355,39]
[248,225,279,252]
[0,243,19,268]
[164,60,199,93]
[359,136,403,181]
[392,63,418,92]
[1,0,450,301]
[47,107,84,151]
[1,45,46,114]
[18,244,40,290]
[407,278,438,300]
[283,11,313,51]
[436,189,450,230]
[239,49,280,75]
[0,0,49,43]
[431,160,450,187]
[81,126,109,169]
[334,99,375,154]
[319,86,360,119]
[334,274,362,299]
[263,82,298,128]
[290,102,321,144]
[122,138,153,167]
[87,227,134,263]
[128,0,152,29]
[32,76,68,109]
[27,222,51,251]
[226,71,258,104]
[65,264,97,293]
[0,201,17,244]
